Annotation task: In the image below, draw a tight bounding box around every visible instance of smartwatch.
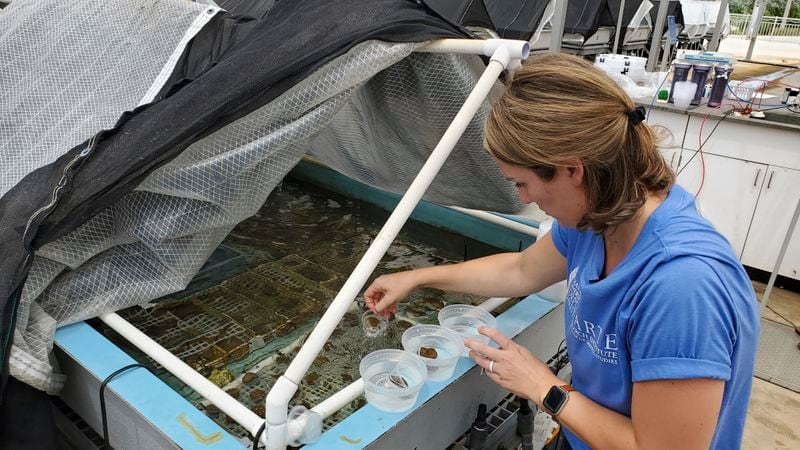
[542,384,575,416]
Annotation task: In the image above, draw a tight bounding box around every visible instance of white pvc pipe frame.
[447,205,539,237]
[99,38,531,450]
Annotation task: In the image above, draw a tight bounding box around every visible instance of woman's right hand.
[364,271,420,319]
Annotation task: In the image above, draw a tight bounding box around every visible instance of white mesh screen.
[0,0,216,198]
[2,0,219,390]
[7,9,519,392]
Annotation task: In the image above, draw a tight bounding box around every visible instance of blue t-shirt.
[549,185,759,449]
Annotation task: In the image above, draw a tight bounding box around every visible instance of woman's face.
[494,158,588,228]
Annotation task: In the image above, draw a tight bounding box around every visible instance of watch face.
[543,386,567,414]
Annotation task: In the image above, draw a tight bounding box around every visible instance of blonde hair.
[485,53,674,233]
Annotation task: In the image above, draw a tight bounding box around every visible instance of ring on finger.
[488,360,495,373]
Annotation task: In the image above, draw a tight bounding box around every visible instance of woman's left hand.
[465,326,562,407]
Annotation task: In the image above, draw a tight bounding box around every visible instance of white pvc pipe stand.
[99,313,264,438]
[760,197,800,317]
[418,38,530,60]
[263,41,526,450]
[447,206,539,237]
[310,379,366,420]
[99,38,531,450]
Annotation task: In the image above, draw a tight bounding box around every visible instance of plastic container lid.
[401,325,463,381]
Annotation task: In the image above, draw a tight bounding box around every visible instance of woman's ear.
[565,159,584,186]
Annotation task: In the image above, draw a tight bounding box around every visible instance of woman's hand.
[465,326,561,407]
[364,271,420,319]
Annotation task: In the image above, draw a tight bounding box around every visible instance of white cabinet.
[675,151,766,258]
[648,109,689,145]
[741,167,800,279]
[639,105,800,279]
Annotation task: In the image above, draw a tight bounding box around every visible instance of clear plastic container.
[361,310,388,337]
[437,305,497,356]
[672,81,697,110]
[401,325,462,381]
[359,349,428,413]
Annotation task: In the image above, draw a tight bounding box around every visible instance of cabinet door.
[741,167,800,279]
[648,109,689,146]
[676,151,766,257]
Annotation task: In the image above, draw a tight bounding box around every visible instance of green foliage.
[729,1,800,18]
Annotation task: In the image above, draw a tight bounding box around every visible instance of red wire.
[728,87,746,110]
[694,105,735,198]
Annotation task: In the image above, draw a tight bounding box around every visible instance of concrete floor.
[755,281,800,331]
[743,284,800,449]
[719,37,800,65]
[743,377,800,449]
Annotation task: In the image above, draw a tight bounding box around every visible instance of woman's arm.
[556,378,723,449]
[365,232,567,316]
[466,328,725,450]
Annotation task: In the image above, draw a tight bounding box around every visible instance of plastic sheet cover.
[0,0,217,198]
[1,0,520,392]
[485,0,551,40]
[1,0,219,392]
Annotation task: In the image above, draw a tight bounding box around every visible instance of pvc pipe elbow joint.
[264,375,299,450]
[483,39,530,61]
[287,406,323,446]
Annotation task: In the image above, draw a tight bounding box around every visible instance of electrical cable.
[759,105,797,112]
[547,338,569,375]
[675,107,735,179]
[557,338,566,355]
[692,104,734,197]
[725,82,747,110]
[725,83,785,109]
[99,363,154,450]
[767,305,799,330]
[646,67,672,122]
[252,421,266,449]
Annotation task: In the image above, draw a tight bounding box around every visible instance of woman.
[365,54,759,450]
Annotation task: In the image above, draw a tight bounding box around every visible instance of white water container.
[595,54,647,83]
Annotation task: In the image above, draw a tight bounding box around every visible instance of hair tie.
[627,106,646,125]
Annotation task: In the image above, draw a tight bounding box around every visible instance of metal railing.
[728,13,800,41]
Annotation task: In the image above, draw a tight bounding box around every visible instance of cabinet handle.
[670,152,676,168]
[753,169,761,187]
[677,152,683,168]
[767,171,775,189]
